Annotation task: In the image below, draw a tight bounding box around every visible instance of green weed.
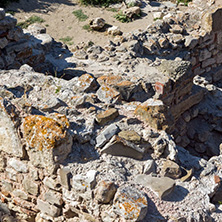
[73,9,88,22]
[17,15,45,29]
[82,24,92,32]
[59,36,73,45]
[114,11,130,23]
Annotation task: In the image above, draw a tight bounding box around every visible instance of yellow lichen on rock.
[22,114,70,151]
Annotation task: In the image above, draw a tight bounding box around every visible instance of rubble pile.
[0,0,222,221]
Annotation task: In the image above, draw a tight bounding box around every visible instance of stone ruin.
[0,0,222,221]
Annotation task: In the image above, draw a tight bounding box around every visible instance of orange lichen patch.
[22,114,70,151]
[97,75,122,86]
[116,80,133,87]
[100,84,120,99]
[96,108,119,125]
[115,193,147,220]
[77,74,94,89]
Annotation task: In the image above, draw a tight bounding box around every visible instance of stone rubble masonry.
[0,2,222,222]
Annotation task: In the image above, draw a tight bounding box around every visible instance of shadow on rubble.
[141,196,167,222]
[6,0,76,13]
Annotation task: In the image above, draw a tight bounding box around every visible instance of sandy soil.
[6,0,154,47]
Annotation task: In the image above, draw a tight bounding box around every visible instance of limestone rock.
[202,7,222,33]
[8,158,28,173]
[21,113,73,173]
[101,135,145,159]
[96,84,120,103]
[96,123,120,148]
[94,180,117,204]
[122,7,141,19]
[143,159,156,175]
[0,98,24,158]
[76,73,98,93]
[118,130,141,143]
[136,174,175,199]
[113,186,147,221]
[27,23,46,35]
[90,17,105,31]
[160,160,182,179]
[107,26,122,36]
[96,108,119,125]
[37,199,61,217]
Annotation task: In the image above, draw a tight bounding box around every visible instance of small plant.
[17,15,45,29]
[83,24,92,32]
[45,24,49,27]
[218,201,222,205]
[73,9,88,22]
[106,8,118,12]
[79,0,120,7]
[114,11,130,23]
[177,0,192,6]
[59,36,73,45]
[127,2,136,7]
[55,85,62,94]
[153,17,162,21]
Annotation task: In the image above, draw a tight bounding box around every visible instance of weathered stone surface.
[76,74,98,93]
[21,113,72,173]
[96,108,119,125]
[136,174,175,199]
[58,167,71,190]
[23,176,39,196]
[7,26,24,41]
[118,130,141,143]
[96,84,120,103]
[43,190,63,206]
[113,186,147,221]
[0,98,24,158]
[202,7,222,32]
[143,159,156,175]
[89,17,105,30]
[123,7,141,19]
[135,99,174,131]
[12,189,29,200]
[160,160,182,179]
[27,23,46,34]
[8,158,28,173]
[101,135,145,159]
[96,123,119,148]
[37,199,61,217]
[107,26,122,36]
[94,180,117,204]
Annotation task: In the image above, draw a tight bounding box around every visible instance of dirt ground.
[6,0,154,47]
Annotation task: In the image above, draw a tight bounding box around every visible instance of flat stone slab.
[135,174,175,199]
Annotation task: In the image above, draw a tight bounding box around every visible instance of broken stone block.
[107,26,122,36]
[94,180,117,204]
[113,186,147,221]
[202,7,222,33]
[0,98,24,158]
[23,176,39,196]
[89,17,105,31]
[0,15,17,30]
[37,199,61,217]
[76,73,98,93]
[8,158,28,173]
[21,113,73,173]
[96,108,119,125]
[143,159,156,175]
[101,135,145,160]
[12,189,29,200]
[27,23,46,35]
[160,160,182,179]
[43,190,63,206]
[122,7,141,19]
[96,123,119,148]
[135,174,175,199]
[118,130,141,143]
[134,99,174,132]
[58,167,71,190]
[96,84,120,103]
